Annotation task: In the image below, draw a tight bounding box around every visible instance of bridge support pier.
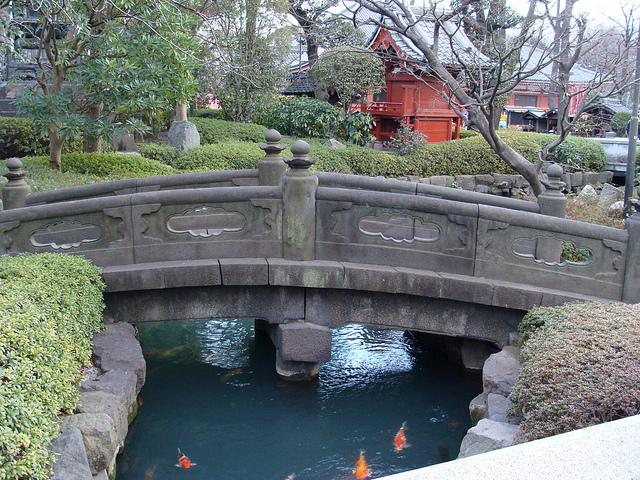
[265,322,331,381]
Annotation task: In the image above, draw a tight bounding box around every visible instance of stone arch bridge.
[1,133,638,379]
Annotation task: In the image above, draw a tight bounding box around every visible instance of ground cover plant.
[510,302,640,442]
[0,254,105,480]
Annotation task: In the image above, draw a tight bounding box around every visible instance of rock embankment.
[50,321,146,480]
[458,345,522,458]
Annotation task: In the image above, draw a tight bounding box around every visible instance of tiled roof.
[283,70,315,94]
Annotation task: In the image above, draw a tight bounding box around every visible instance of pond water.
[116,320,480,480]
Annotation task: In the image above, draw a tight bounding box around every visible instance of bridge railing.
[3,129,539,214]
[0,130,638,303]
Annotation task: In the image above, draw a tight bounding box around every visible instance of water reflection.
[117,320,480,480]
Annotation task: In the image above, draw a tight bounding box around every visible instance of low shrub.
[0,117,82,159]
[193,108,227,120]
[137,143,180,167]
[511,302,640,441]
[407,131,606,176]
[388,121,427,156]
[23,153,174,178]
[189,117,268,144]
[173,142,263,171]
[0,253,104,479]
[0,157,103,192]
[338,112,376,146]
[458,129,479,139]
[254,96,342,138]
[315,145,407,177]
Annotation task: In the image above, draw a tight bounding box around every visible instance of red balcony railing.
[362,102,404,116]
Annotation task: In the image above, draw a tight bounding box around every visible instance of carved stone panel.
[166,207,246,238]
[30,221,101,250]
[358,214,440,243]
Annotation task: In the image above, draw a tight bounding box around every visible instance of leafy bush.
[316,145,407,177]
[137,143,180,167]
[338,112,376,146]
[189,117,268,144]
[0,116,82,159]
[0,253,104,480]
[406,131,606,176]
[458,129,479,139]
[0,158,103,192]
[611,111,631,137]
[389,121,427,155]
[193,109,227,120]
[23,153,174,178]
[511,302,640,441]
[254,96,342,138]
[173,142,263,171]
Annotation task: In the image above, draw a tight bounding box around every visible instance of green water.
[117,320,480,480]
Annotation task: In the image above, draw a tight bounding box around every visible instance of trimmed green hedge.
[193,108,227,120]
[510,302,640,442]
[23,153,174,178]
[189,118,268,144]
[0,254,105,480]
[407,131,606,176]
[0,117,82,159]
[137,143,180,167]
[173,142,264,171]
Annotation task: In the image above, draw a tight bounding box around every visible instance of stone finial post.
[538,163,567,218]
[2,158,30,209]
[536,163,566,264]
[282,140,317,260]
[258,129,287,186]
[623,195,640,302]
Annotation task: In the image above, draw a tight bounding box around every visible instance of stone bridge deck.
[1,133,638,378]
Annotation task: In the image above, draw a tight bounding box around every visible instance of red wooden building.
[285,9,486,143]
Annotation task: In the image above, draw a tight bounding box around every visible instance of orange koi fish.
[394,422,410,453]
[285,475,295,480]
[175,448,197,469]
[354,450,371,480]
[143,465,156,480]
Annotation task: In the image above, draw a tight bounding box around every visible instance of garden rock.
[577,184,598,204]
[482,346,520,397]
[430,175,454,187]
[92,323,146,393]
[50,426,93,480]
[608,200,625,218]
[486,393,519,424]
[81,370,137,416]
[76,391,129,444]
[324,138,346,150]
[458,419,520,458]
[93,471,108,480]
[598,183,623,209]
[469,392,487,426]
[168,120,200,152]
[62,413,118,475]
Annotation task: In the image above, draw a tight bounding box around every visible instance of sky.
[506,0,639,27]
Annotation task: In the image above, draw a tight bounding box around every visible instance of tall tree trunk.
[83,102,104,152]
[49,129,63,170]
[175,102,188,121]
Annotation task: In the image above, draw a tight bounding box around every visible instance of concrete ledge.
[378,415,640,480]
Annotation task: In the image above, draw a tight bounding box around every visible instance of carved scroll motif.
[358,214,440,244]
[166,206,246,238]
[251,199,280,238]
[595,238,626,281]
[0,221,20,254]
[30,221,101,250]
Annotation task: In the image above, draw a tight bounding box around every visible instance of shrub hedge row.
[188,117,268,144]
[510,302,640,442]
[0,254,105,480]
[192,108,227,120]
[0,116,82,159]
[23,153,174,178]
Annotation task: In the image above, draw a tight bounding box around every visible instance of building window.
[515,95,538,107]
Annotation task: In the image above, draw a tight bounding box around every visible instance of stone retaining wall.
[458,345,522,458]
[397,170,614,197]
[50,321,146,480]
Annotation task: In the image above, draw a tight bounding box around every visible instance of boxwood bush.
[173,142,264,171]
[189,117,268,144]
[407,131,606,176]
[137,143,180,167]
[510,302,640,442]
[23,153,174,178]
[193,108,227,120]
[0,117,82,159]
[0,253,104,480]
